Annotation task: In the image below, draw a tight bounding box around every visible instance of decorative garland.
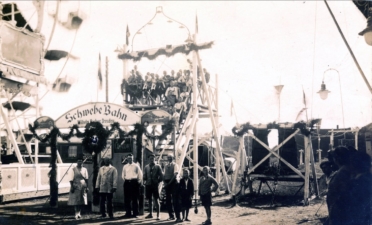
[293,118,321,136]
[230,119,321,137]
[109,122,127,138]
[28,124,71,208]
[232,122,251,137]
[81,122,108,155]
[29,118,176,206]
[118,41,214,61]
[267,121,280,129]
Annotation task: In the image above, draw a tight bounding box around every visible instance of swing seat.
[52,77,74,92]
[62,11,86,30]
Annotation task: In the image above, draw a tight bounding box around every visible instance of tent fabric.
[117,42,214,61]
[221,136,240,153]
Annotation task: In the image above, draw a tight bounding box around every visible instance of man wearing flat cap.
[143,153,164,220]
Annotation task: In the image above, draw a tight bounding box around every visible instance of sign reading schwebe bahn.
[55,102,141,128]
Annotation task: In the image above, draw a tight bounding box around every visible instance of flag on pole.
[195,14,198,34]
[126,25,130,46]
[98,53,102,90]
[301,87,309,121]
[295,108,307,121]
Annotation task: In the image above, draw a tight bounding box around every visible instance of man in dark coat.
[143,154,164,220]
[349,151,372,225]
[326,146,353,225]
[179,169,194,222]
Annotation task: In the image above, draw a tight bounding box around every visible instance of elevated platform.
[127,104,163,111]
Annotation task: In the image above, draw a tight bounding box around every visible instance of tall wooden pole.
[192,29,199,199]
[195,52,230,193]
[304,136,311,205]
[105,56,109,103]
[232,136,243,195]
[215,74,221,183]
[123,25,129,104]
[309,135,319,197]
[35,84,39,164]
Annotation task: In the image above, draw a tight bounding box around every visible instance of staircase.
[156,96,197,168]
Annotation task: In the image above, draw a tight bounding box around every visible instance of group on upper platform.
[121,60,210,106]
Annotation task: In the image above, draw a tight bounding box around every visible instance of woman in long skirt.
[67,158,88,220]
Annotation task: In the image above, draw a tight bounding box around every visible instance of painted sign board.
[55,102,141,128]
[141,109,171,125]
[0,21,44,74]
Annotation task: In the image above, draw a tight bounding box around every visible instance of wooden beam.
[0,105,24,164]
[304,136,311,205]
[196,51,230,193]
[247,130,304,179]
[309,135,319,197]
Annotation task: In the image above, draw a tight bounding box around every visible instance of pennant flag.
[98,53,102,90]
[300,87,309,121]
[195,14,199,34]
[296,108,307,121]
[126,25,130,46]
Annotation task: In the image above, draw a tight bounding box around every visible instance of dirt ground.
[0,182,328,225]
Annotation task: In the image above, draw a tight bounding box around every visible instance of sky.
[7,1,372,134]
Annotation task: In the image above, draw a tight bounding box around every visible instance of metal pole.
[324,0,372,95]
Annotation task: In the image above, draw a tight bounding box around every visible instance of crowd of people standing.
[321,146,372,225]
[67,153,219,225]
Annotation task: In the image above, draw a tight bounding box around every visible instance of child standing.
[179,169,194,222]
[199,166,218,225]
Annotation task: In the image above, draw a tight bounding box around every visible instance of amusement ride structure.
[0,2,367,211]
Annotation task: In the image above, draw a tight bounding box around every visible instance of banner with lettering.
[55,102,141,128]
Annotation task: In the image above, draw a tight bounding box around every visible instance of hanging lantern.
[317,81,330,100]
